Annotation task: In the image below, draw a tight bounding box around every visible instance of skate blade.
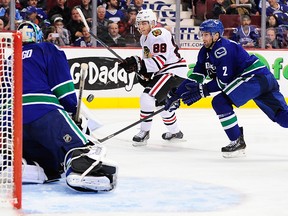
[222,149,246,158]
[163,138,186,143]
[132,140,148,147]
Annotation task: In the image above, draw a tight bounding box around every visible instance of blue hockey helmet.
[17,21,43,43]
[199,19,224,37]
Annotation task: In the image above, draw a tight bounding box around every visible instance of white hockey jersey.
[140,27,188,78]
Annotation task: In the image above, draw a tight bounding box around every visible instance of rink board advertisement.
[63,47,288,109]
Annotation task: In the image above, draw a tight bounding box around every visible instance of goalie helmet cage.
[0,31,22,209]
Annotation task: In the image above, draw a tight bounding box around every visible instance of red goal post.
[0,31,22,209]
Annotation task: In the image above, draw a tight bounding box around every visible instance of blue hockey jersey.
[22,42,77,124]
[189,37,270,93]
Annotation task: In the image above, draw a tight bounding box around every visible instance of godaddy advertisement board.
[63,47,288,108]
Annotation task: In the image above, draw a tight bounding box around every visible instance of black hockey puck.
[86,94,94,102]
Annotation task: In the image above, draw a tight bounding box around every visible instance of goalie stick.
[75,63,88,123]
[75,7,146,80]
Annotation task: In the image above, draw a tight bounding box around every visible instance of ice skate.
[132,130,150,147]
[221,130,246,158]
[162,131,183,140]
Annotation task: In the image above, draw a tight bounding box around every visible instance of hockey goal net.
[0,32,22,209]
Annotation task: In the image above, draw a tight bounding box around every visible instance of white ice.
[9,108,288,216]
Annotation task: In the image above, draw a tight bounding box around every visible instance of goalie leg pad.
[65,147,118,192]
[22,159,48,184]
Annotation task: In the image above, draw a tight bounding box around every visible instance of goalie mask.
[135,9,157,28]
[17,21,43,43]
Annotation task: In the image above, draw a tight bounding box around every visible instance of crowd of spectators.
[215,0,288,48]
[184,0,288,48]
[0,0,287,49]
[0,0,144,47]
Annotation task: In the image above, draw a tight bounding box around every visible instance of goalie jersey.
[22,42,77,124]
[140,27,187,78]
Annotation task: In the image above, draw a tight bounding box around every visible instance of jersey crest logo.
[143,46,151,58]
[152,29,162,37]
[214,47,227,58]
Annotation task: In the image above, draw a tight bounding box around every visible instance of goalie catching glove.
[64,145,118,192]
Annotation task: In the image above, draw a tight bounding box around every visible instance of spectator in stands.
[20,0,46,10]
[66,6,85,44]
[105,0,126,23]
[119,0,131,10]
[48,0,71,27]
[74,26,93,47]
[16,0,23,10]
[118,6,141,47]
[266,0,288,26]
[21,0,48,21]
[0,0,23,30]
[283,30,288,48]
[225,0,259,15]
[212,0,227,19]
[265,27,281,49]
[191,0,206,25]
[266,14,288,48]
[24,6,40,25]
[0,18,4,31]
[53,16,70,45]
[133,0,144,11]
[43,26,61,44]
[96,5,112,38]
[77,0,93,27]
[231,14,260,47]
[99,22,126,47]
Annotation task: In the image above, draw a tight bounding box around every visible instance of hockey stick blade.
[96,107,165,143]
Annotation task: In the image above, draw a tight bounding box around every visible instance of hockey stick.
[96,107,165,143]
[75,7,146,80]
[75,7,124,62]
[75,63,88,123]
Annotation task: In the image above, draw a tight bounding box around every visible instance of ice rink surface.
[8,108,288,216]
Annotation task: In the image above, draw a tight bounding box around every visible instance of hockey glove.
[181,82,210,106]
[164,88,181,112]
[118,56,142,73]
